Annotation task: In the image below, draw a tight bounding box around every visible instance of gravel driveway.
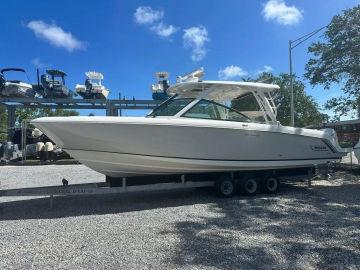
[0,165,359,270]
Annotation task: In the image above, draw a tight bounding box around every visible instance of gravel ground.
[0,165,359,270]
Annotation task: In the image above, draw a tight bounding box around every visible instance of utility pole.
[288,26,327,127]
[289,40,294,127]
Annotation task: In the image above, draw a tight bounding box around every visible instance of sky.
[0,0,358,117]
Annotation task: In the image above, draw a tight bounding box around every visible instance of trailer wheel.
[215,175,236,198]
[241,176,259,196]
[262,176,280,194]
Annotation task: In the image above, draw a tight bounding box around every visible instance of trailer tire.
[215,175,236,198]
[262,176,280,194]
[241,176,259,196]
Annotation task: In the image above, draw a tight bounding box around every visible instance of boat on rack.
[75,71,109,99]
[32,69,346,178]
[151,71,170,100]
[0,68,35,98]
[40,69,75,98]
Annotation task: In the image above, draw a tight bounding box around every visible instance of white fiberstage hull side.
[2,82,32,97]
[92,86,109,98]
[32,116,345,177]
[65,149,341,177]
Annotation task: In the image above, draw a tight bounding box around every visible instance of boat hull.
[32,117,345,177]
[1,83,33,97]
[75,85,109,99]
[64,149,340,177]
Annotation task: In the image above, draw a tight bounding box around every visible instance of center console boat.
[75,71,109,99]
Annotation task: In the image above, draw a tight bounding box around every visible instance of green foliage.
[270,73,328,127]
[15,108,43,125]
[0,107,79,141]
[38,108,80,117]
[15,108,79,125]
[0,106,7,141]
[305,4,360,116]
[233,72,327,127]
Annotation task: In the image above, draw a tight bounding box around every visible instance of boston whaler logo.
[310,145,328,151]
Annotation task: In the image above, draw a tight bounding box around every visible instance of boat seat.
[50,80,61,85]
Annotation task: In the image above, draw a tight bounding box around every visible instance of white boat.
[151,71,170,100]
[0,68,34,98]
[75,71,109,99]
[32,70,345,178]
[41,69,74,98]
[352,139,360,162]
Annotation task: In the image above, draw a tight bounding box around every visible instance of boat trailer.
[0,166,324,209]
[0,176,215,209]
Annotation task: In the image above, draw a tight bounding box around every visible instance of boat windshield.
[148,98,194,117]
[2,70,29,83]
[89,79,101,86]
[182,99,251,123]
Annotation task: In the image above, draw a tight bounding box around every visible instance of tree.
[14,108,79,127]
[270,73,328,127]
[0,107,79,141]
[38,108,79,117]
[0,106,7,141]
[305,5,360,117]
[232,72,327,127]
[15,108,42,125]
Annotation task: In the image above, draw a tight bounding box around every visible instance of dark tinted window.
[182,99,251,122]
[149,98,194,117]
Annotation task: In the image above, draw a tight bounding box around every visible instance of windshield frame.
[147,94,178,117]
[180,99,252,123]
[147,96,195,118]
[147,95,253,123]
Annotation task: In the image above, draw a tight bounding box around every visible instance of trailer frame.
[0,166,320,209]
[0,176,215,209]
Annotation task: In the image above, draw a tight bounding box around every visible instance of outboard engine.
[85,78,93,92]
[0,73,5,96]
[41,74,51,97]
[0,73,5,88]
[3,142,21,161]
[84,78,96,98]
[36,142,45,161]
[0,143,4,162]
